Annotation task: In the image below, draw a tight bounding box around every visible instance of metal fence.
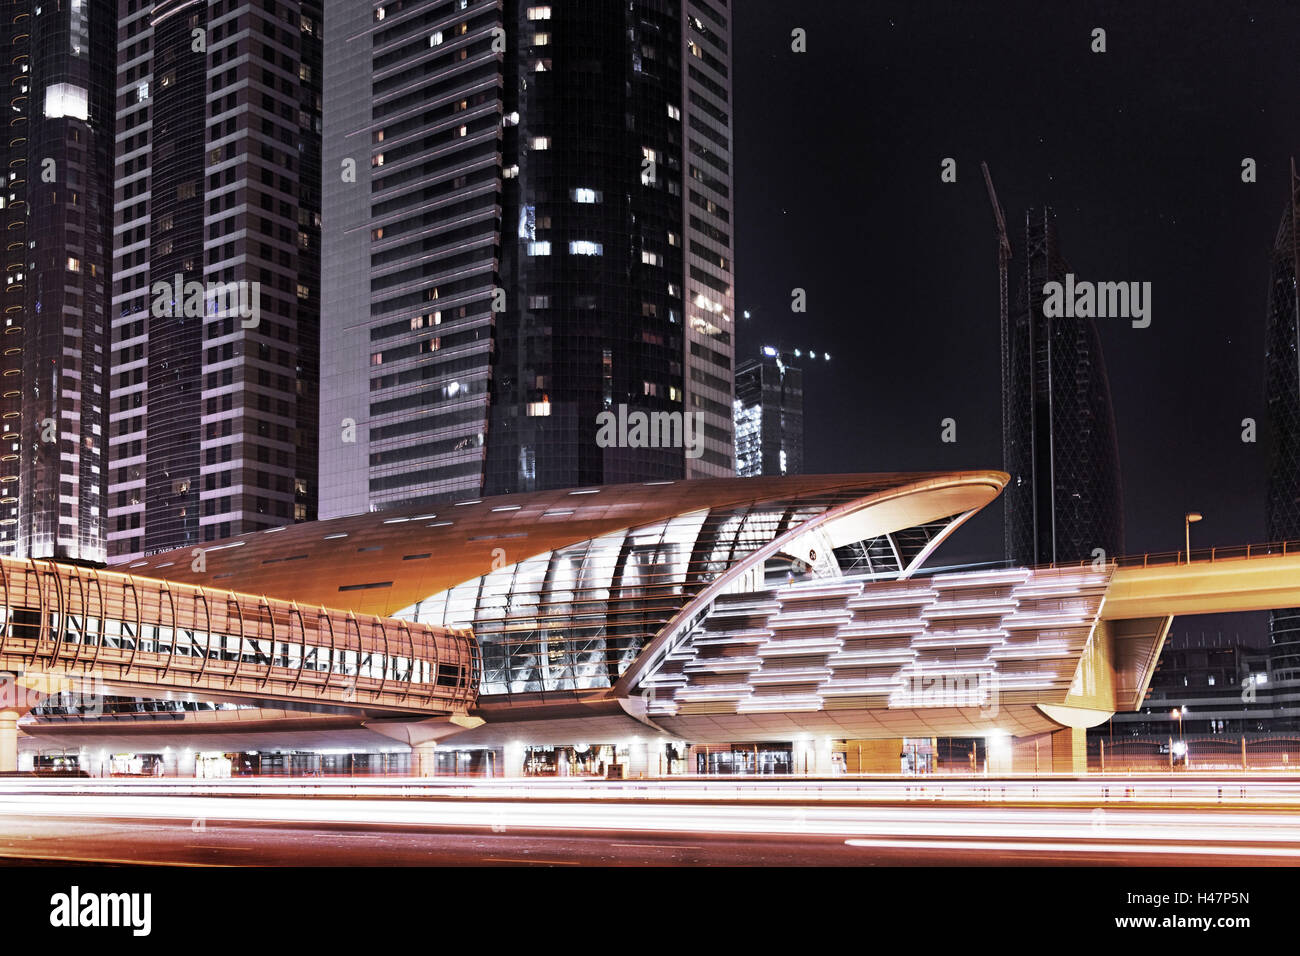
[1090,735,1300,772]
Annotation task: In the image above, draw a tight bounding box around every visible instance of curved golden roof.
[122,471,1008,617]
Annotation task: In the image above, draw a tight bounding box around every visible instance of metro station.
[7,470,1299,778]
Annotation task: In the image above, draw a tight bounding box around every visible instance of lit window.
[375,6,386,21]
[296,284,310,299]
[530,136,550,150]
[642,251,660,266]
[527,241,551,256]
[533,32,550,45]
[532,59,551,72]
[569,240,602,256]
[667,231,679,246]
[65,257,81,273]
[667,103,681,120]
[571,187,600,204]
[43,83,88,120]
[372,153,384,167]
[430,30,443,46]
[527,6,551,20]
[526,399,551,417]
[136,81,149,102]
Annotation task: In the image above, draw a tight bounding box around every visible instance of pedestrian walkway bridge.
[0,556,479,717]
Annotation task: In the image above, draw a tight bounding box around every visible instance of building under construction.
[982,166,1125,567]
[1265,160,1300,682]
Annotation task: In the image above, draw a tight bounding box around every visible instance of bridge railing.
[1055,538,1300,571]
[0,557,479,713]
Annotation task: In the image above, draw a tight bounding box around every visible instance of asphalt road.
[0,776,1295,865]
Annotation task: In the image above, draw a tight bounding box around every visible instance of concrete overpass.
[979,544,1300,775]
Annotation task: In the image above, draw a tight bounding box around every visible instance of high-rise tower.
[319,0,735,518]
[1,0,116,562]
[108,0,322,560]
[734,347,804,478]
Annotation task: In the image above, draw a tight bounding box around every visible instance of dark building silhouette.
[1001,207,1124,566]
[1,0,117,562]
[1264,160,1300,681]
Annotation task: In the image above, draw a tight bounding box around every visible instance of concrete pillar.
[411,741,438,777]
[1050,727,1087,775]
[986,734,1013,775]
[503,742,526,778]
[847,738,907,774]
[0,709,18,773]
[999,729,1088,776]
[809,737,835,775]
[626,740,662,778]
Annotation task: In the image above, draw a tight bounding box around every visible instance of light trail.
[0,775,1297,807]
[0,790,1299,858]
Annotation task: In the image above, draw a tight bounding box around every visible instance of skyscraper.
[1264,160,1300,681]
[107,0,322,561]
[1000,206,1124,566]
[1,0,116,562]
[734,346,803,477]
[319,0,735,518]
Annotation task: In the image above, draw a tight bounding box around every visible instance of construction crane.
[981,161,1013,474]
[982,161,1019,562]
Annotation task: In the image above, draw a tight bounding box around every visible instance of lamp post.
[1184,512,1203,562]
[1171,707,1187,769]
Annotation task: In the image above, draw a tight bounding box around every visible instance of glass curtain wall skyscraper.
[0,0,116,562]
[1001,207,1124,567]
[319,0,735,518]
[734,347,803,478]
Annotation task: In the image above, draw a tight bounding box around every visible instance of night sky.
[732,1,1300,642]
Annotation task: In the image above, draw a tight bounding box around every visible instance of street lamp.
[1171,706,1188,769]
[1184,512,1203,562]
